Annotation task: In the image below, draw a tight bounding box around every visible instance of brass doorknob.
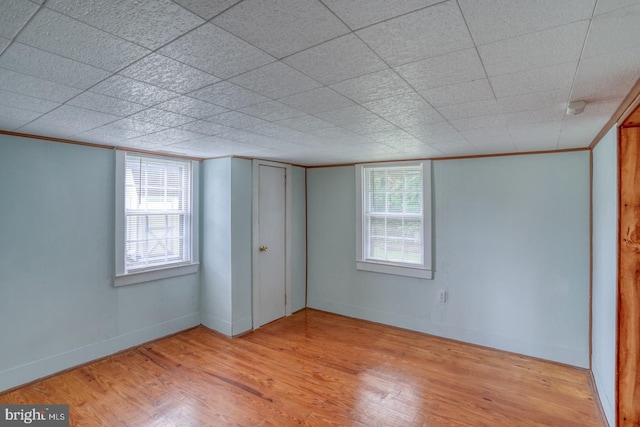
[259,245,268,252]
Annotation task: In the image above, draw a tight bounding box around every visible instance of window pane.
[371,217,385,237]
[124,153,191,272]
[360,162,425,267]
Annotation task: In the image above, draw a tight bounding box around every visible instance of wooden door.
[254,164,286,328]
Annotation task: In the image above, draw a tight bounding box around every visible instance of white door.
[255,164,286,327]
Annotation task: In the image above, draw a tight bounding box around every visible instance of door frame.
[252,159,293,329]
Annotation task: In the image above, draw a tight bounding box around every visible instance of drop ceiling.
[0,0,639,166]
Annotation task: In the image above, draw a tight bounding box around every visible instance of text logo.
[0,405,68,427]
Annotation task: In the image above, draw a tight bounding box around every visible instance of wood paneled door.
[617,109,640,426]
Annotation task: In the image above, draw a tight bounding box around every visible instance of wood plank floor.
[0,309,605,426]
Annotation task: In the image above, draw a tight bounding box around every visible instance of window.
[356,161,432,279]
[115,151,199,286]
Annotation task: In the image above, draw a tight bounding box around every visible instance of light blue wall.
[201,157,253,336]
[0,134,200,392]
[291,166,307,312]
[307,151,591,367]
[230,158,253,334]
[201,158,307,335]
[200,157,233,334]
[592,126,617,426]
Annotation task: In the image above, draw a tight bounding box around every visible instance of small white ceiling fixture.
[566,100,586,115]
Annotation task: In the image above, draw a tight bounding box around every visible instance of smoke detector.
[566,101,586,115]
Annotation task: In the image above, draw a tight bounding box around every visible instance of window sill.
[114,263,199,287]
[356,260,432,279]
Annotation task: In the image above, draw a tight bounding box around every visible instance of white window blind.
[356,161,432,279]
[124,153,192,272]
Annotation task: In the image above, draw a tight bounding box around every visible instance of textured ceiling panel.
[45,0,204,50]
[17,8,150,72]
[356,2,474,67]
[212,0,350,58]
[0,0,637,165]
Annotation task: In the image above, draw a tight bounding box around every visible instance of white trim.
[114,262,199,287]
[114,150,200,286]
[356,261,433,279]
[355,160,433,279]
[252,159,293,329]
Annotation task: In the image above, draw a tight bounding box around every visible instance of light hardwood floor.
[0,309,605,426]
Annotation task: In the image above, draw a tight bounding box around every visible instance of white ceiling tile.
[429,140,478,156]
[76,125,144,144]
[415,130,468,145]
[190,81,269,110]
[356,2,474,67]
[128,108,195,127]
[453,114,506,132]
[239,101,306,121]
[17,8,150,72]
[66,92,146,116]
[509,121,562,151]
[245,123,308,142]
[459,0,596,45]
[420,79,494,107]
[90,75,179,106]
[178,120,235,136]
[342,117,399,135]
[363,92,436,118]
[279,87,355,114]
[383,108,445,129]
[0,43,110,90]
[0,89,59,114]
[0,68,81,103]
[594,0,640,15]
[583,3,640,57]
[437,99,501,121]
[275,115,334,132]
[489,62,577,98]
[212,0,349,58]
[0,105,42,130]
[558,120,606,148]
[119,54,220,94]
[403,122,459,139]
[172,0,242,20]
[229,62,321,99]
[155,96,228,119]
[394,48,486,91]
[367,128,418,143]
[559,100,622,148]
[460,126,512,143]
[322,0,441,30]
[46,0,204,50]
[283,34,387,85]
[479,21,589,77]
[315,105,380,126]
[571,48,640,101]
[0,37,9,54]
[330,69,413,104]
[205,111,269,129]
[158,23,274,79]
[497,89,571,114]
[503,108,565,126]
[129,128,205,146]
[0,0,39,39]
[107,118,167,135]
[19,105,119,136]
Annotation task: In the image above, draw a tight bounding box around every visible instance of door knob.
[259,245,268,252]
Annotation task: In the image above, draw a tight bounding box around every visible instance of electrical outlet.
[437,290,447,303]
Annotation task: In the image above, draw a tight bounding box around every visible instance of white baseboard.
[308,297,589,368]
[0,313,200,393]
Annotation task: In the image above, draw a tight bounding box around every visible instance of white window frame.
[114,150,199,287]
[356,160,432,279]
